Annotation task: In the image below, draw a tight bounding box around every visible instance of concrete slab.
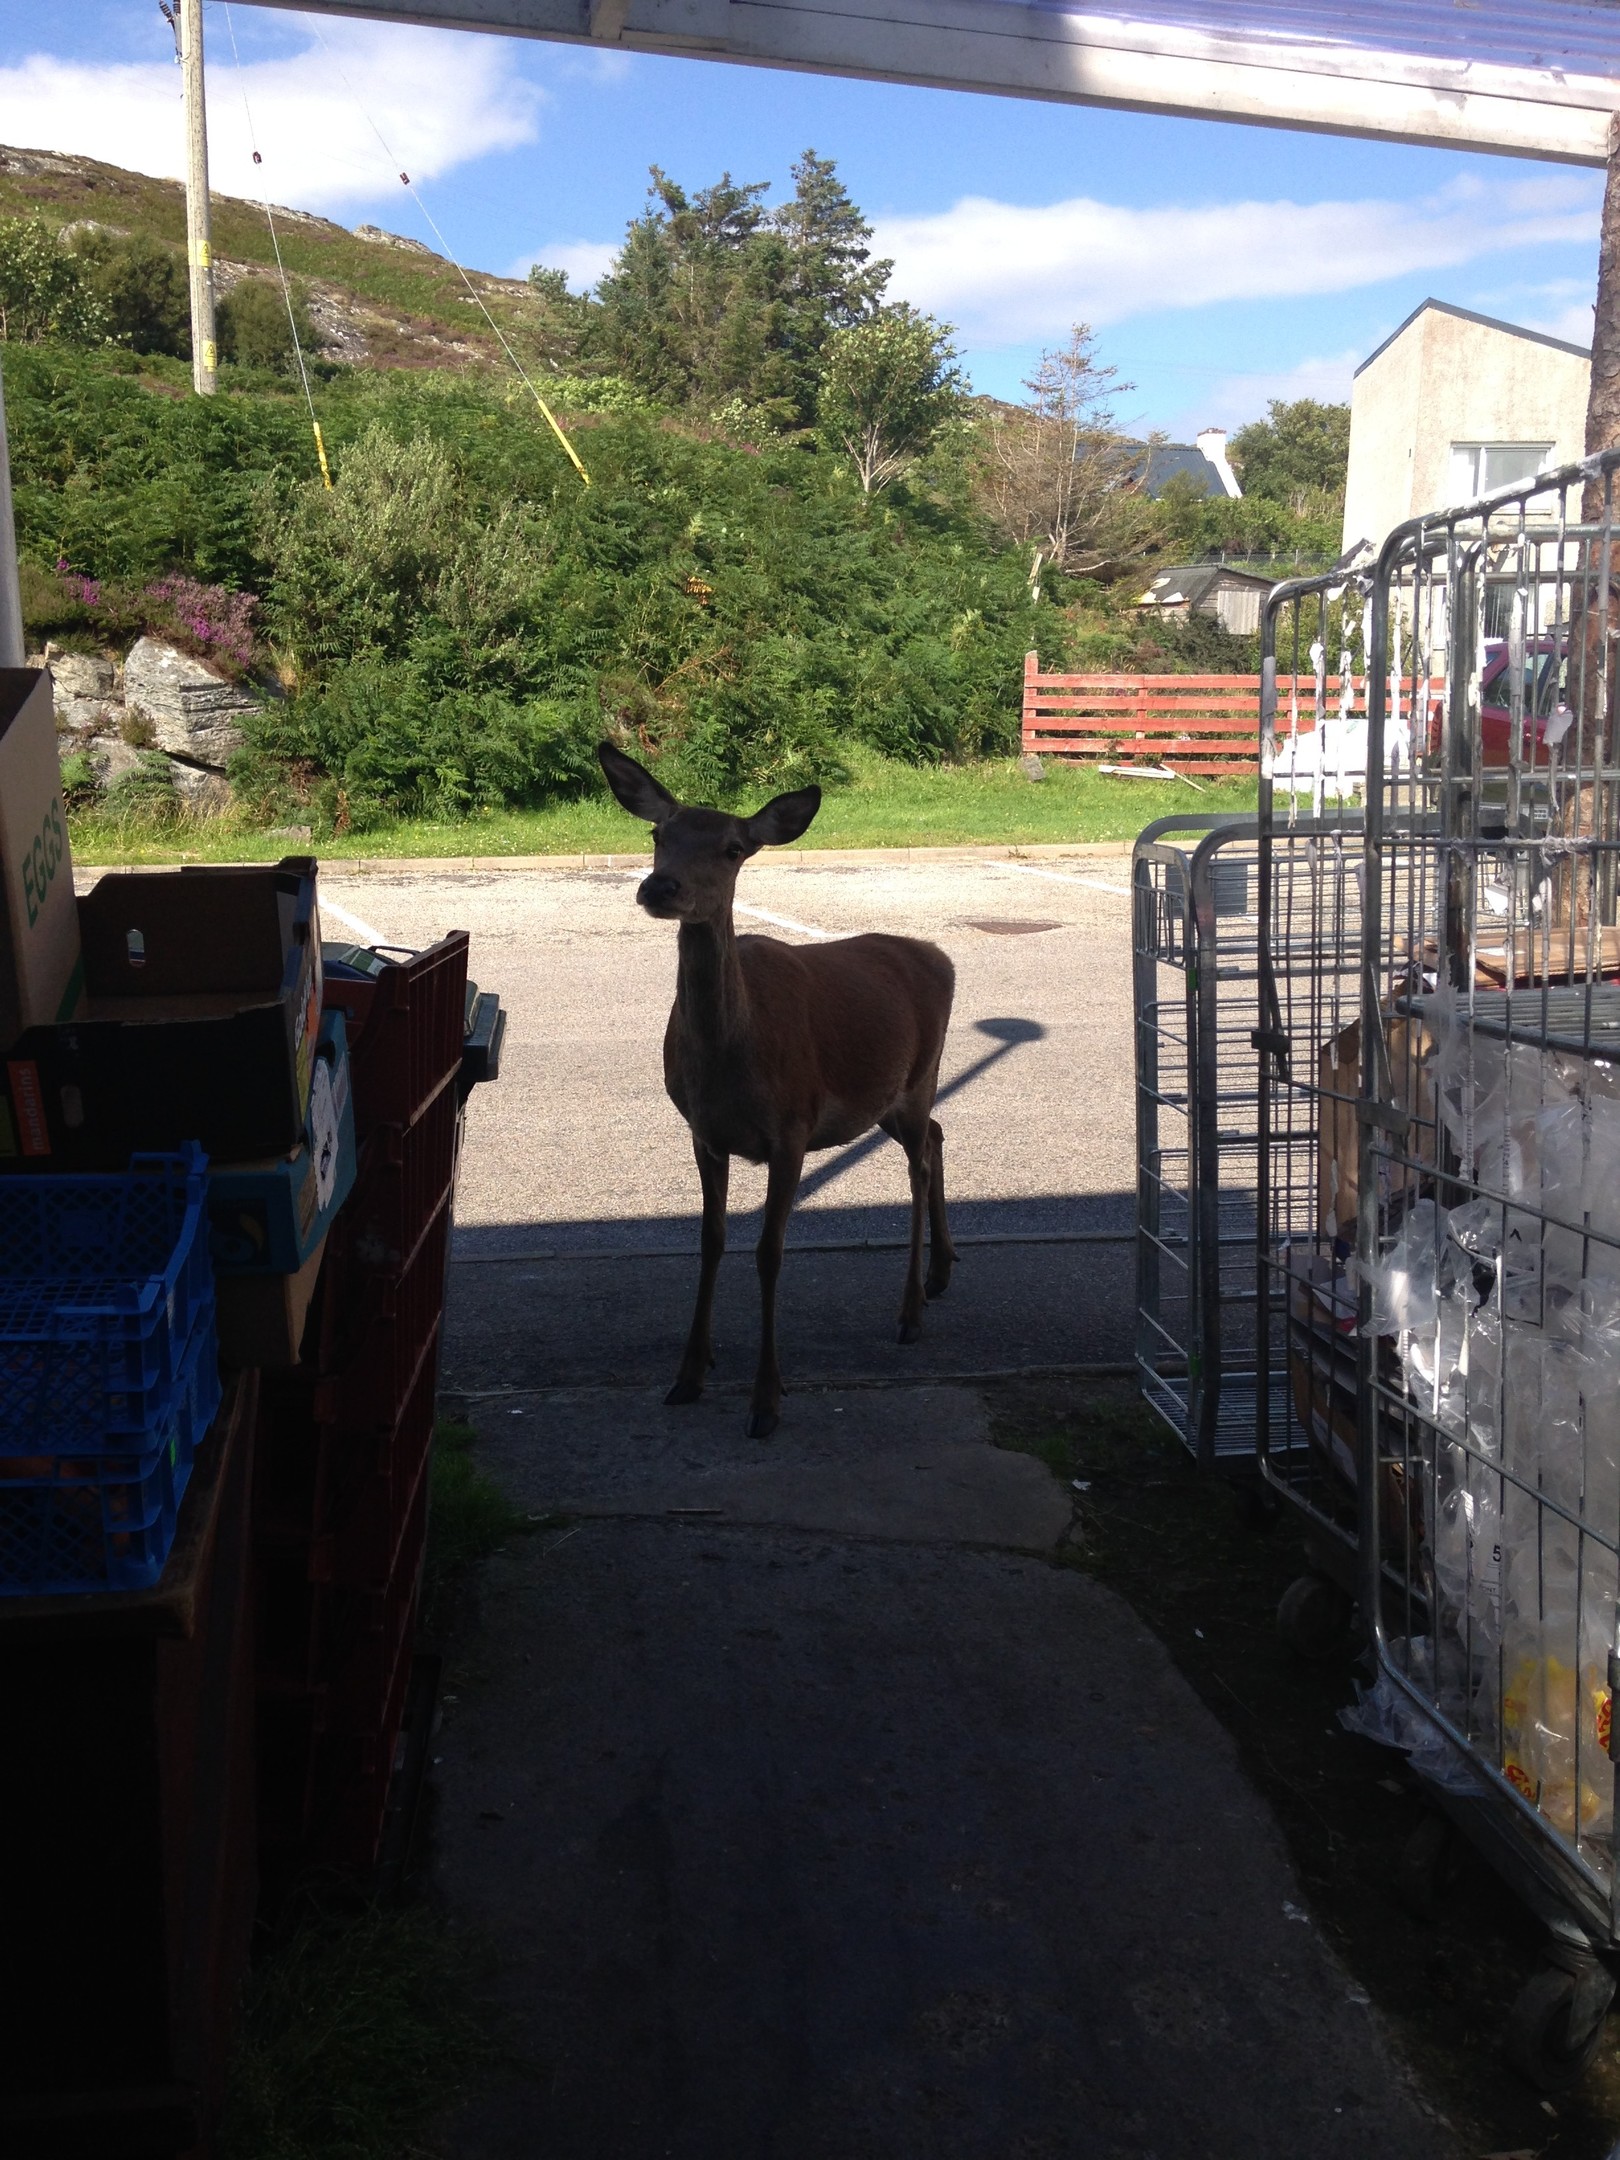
[441,1236,1138,1396]
[433,1515,1450,2160]
[458,1383,1075,1550]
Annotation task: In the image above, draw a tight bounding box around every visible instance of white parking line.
[735,903,835,941]
[615,867,835,941]
[1007,863,1131,898]
[321,897,390,946]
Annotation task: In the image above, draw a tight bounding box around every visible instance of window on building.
[1448,442,1555,502]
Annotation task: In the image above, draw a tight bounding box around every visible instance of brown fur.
[599,745,957,1437]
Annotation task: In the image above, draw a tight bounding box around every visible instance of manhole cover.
[960,919,1062,936]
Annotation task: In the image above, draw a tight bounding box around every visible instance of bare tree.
[972,326,1157,588]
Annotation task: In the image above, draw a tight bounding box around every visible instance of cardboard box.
[1316,1013,1436,1241]
[215,1233,328,1369]
[0,669,83,1049]
[1287,1329,1418,1550]
[0,858,320,1170]
[207,1011,356,1274]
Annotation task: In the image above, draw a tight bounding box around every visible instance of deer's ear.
[598,742,679,824]
[745,786,821,849]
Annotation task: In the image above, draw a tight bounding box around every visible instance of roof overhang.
[254,0,1620,164]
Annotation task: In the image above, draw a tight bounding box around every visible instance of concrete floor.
[320,852,1451,2159]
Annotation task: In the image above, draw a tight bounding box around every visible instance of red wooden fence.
[1021,653,1367,776]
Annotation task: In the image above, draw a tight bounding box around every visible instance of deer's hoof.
[665,1378,704,1406]
[746,1408,779,1440]
[925,1274,951,1301]
[897,1320,923,1345]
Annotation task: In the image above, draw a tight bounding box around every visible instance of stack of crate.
[0,1147,220,1596]
[252,933,470,1883]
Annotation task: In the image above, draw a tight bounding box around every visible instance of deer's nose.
[638,872,680,915]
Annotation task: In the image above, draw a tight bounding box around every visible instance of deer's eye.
[724,843,745,862]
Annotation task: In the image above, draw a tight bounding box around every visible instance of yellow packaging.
[1501,1654,1612,1836]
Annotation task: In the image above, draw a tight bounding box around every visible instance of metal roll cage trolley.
[1256,447,1620,2088]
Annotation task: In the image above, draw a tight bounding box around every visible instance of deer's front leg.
[748,1141,805,1439]
[667,1139,729,1406]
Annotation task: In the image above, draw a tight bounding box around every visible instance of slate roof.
[1138,563,1275,608]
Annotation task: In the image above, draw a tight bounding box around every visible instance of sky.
[0,0,1603,438]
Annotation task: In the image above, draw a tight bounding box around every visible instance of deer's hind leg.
[881,1102,934,1344]
[668,1138,728,1406]
[749,1141,805,1439]
[924,1117,957,1301]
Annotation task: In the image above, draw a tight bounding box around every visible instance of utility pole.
[180,0,217,394]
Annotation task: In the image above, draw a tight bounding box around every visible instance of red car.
[1477,639,1573,766]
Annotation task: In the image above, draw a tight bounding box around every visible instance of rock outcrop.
[122,636,260,771]
[43,636,267,815]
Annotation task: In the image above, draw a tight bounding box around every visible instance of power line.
[303,14,591,488]
[220,3,332,486]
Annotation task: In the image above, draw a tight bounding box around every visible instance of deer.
[598,742,958,1438]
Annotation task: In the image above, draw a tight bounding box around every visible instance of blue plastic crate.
[0,1324,223,1596]
[0,1147,215,1451]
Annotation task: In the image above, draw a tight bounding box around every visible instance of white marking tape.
[1006,863,1130,898]
[321,897,390,946]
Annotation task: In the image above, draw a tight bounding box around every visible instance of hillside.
[0,141,526,369]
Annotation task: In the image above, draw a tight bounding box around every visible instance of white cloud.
[1170,348,1363,435]
[873,175,1600,346]
[1464,280,1596,349]
[509,240,618,293]
[0,14,541,215]
[1528,302,1597,346]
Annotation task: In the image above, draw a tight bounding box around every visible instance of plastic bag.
[1429,1444,1504,1649]
[1358,1199,1445,1338]
[1339,1645,1487,1796]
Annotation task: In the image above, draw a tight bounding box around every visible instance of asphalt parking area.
[322,850,1144,1397]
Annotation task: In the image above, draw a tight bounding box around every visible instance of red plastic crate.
[336,1083,459,1288]
[325,933,469,1135]
[255,1466,427,1877]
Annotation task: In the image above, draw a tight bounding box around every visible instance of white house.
[1342,300,1590,556]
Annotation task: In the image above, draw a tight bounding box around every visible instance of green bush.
[57,749,100,809]
[102,751,181,826]
[0,218,105,345]
[72,232,190,358]
[4,345,1074,820]
[218,277,316,373]
[235,661,601,829]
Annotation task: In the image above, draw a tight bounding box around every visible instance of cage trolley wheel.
[1503,1949,1616,2093]
[1393,1812,1465,1923]
[1275,1571,1355,1661]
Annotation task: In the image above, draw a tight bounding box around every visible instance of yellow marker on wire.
[312,420,334,491]
[527,387,590,487]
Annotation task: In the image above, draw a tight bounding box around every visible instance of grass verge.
[422,1417,531,1637]
[988,1378,1620,2160]
[221,1896,496,2160]
[69,755,1258,866]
